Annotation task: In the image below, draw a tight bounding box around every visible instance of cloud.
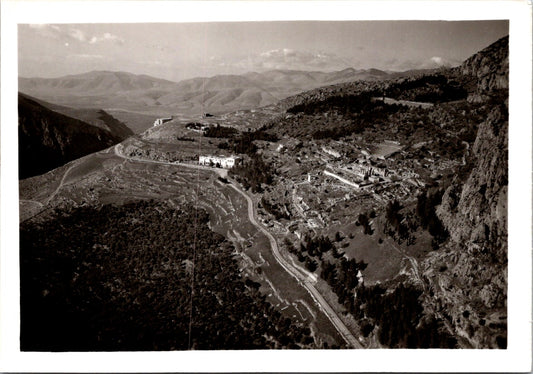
[430,56,444,65]
[28,24,60,31]
[25,24,123,45]
[26,24,87,43]
[233,48,354,72]
[68,28,87,42]
[390,56,461,71]
[27,24,62,39]
[89,33,124,45]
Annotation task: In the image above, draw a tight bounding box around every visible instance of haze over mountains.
[19,67,427,115]
[17,65,439,179]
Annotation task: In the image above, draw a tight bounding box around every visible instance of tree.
[305,257,317,272]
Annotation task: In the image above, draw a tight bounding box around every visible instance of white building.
[153,117,172,127]
[199,155,241,169]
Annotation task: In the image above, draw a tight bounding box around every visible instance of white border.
[1,1,532,372]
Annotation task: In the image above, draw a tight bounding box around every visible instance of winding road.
[229,185,362,348]
[114,143,363,348]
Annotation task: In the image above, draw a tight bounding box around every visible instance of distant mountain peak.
[340,67,356,73]
[18,67,393,114]
[364,68,387,76]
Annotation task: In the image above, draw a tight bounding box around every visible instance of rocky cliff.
[455,35,508,101]
[421,36,508,348]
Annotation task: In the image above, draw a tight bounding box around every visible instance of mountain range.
[18,34,510,349]
[17,67,424,179]
[19,67,427,115]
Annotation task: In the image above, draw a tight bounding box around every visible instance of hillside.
[19,93,134,139]
[20,70,178,95]
[248,35,508,348]
[18,93,132,179]
[17,34,509,350]
[422,35,509,348]
[20,200,315,350]
[19,68,401,115]
[453,35,508,101]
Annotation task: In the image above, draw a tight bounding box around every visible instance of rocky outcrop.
[455,35,508,101]
[420,37,508,348]
[437,104,507,255]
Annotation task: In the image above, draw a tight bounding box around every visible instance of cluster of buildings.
[198,155,241,169]
[344,162,391,180]
[186,122,210,133]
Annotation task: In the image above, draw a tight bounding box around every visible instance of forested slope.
[20,200,314,351]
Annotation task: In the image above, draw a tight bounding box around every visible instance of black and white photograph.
[1,1,531,372]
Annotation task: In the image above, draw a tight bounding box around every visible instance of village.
[246,133,451,235]
[148,108,461,240]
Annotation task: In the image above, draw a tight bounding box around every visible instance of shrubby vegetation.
[203,124,238,138]
[287,92,380,115]
[295,230,456,348]
[285,235,343,272]
[321,257,367,306]
[283,92,405,141]
[300,234,335,259]
[260,197,291,220]
[218,126,279,156]
[273,83,485,164]
[382,195,447,249]
[352,283,457,348]
[176,136,195,142]
[384,200,411,242]
[385,74,468,103]
[416,188,449,248]
[20,200,314,351]
[229,154,274,193]
[356,211,374,235]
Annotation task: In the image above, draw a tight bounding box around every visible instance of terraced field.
[19,142,346,347]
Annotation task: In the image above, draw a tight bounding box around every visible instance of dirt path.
[45,163,77,205]
[385,237,422,283]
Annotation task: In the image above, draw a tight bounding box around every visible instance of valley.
[18,68,434,132]
[18,35,509,350]
[20,140,350,348]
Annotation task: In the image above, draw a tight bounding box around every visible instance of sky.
[18,21,509,82]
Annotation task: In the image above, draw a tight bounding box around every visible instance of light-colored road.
[113,144,228,177]
[228,183,363,349]
[113,143,363,348]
